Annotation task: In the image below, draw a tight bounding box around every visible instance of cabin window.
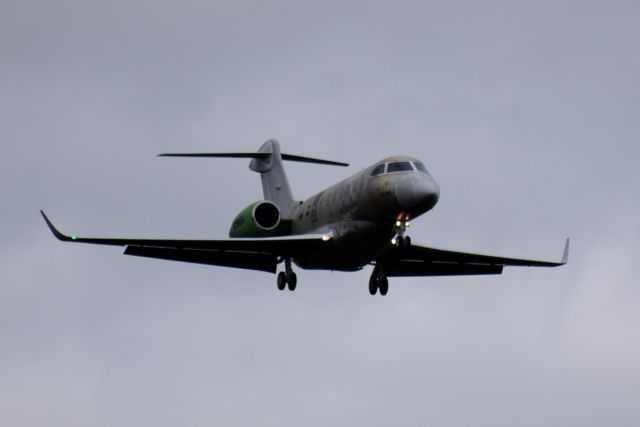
[413,161,428,173]
[370,164,386,176]
[386,161,414,173]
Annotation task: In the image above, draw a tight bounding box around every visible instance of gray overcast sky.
[2,0,639,425]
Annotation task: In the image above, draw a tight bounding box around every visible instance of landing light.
[405,221,410,227]
[322,234,332,242]
[395,220,402,227]
[391,237,397,245]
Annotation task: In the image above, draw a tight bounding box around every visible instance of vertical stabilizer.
[249,139,296,217]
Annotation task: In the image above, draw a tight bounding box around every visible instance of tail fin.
[249,139,295,216]
[158,139,348,217]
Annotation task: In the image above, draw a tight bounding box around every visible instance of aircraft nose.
[396,178,440,213]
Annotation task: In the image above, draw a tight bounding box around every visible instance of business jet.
[42,139,568,295]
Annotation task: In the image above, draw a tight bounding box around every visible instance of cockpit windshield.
[370,160,429,178]
[386,161,414,173]
[413,161,428,173]
[370,163,385,176]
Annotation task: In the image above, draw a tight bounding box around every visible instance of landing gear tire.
[402,236,411,248]
[369,266,389,296]
[277,272,287,291]
[369,276,378,295]
[379,277,389,296]
[287,272,297,291]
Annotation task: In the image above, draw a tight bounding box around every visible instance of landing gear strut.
[277,258,297,291]
[369,265,389,296]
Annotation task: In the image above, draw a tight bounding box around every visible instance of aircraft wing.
[378,239,569,277]
[40,211,331,273]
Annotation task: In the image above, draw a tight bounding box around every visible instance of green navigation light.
[71,235,77,240]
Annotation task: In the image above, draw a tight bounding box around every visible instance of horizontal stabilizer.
[280,153,348,166]
[158,152,270,159]
[158,152,348,167]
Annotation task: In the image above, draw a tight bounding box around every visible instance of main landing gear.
[369,265,389,296]
[277,258,297,291]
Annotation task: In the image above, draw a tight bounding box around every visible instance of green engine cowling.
[229,201,291,237]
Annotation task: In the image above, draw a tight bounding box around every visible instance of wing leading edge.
[40,211,332,273]
[379,239,569,277]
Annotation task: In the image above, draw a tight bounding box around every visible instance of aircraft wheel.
[277,272,287,291]
[368,276,377,295]
[402,236,411,248]
[287,272,297,291]
[379,276,389,296]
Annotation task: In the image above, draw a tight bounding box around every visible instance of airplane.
[41,139,568,295]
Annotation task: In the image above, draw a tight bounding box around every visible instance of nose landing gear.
[277,258,297,291]
[391,219,411,248]
[369,265,389,296]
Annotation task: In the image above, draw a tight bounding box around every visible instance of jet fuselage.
[289,156,440,271]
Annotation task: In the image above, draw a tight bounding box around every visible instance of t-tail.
[158,139,348,218]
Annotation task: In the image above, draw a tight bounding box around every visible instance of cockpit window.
[370,164,386,176]
[386,161,414,173]
[413,161,428,173]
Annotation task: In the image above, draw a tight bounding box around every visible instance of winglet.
[560,238,570,265]
[40,210,72,241]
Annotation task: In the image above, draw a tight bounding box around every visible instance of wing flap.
[380,240,568,277]
[124,246,278,273]
[384,261,503,277]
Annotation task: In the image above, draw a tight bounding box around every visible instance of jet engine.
[229,201,288,237]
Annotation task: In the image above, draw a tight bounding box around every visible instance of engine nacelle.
[229,201,288,237]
